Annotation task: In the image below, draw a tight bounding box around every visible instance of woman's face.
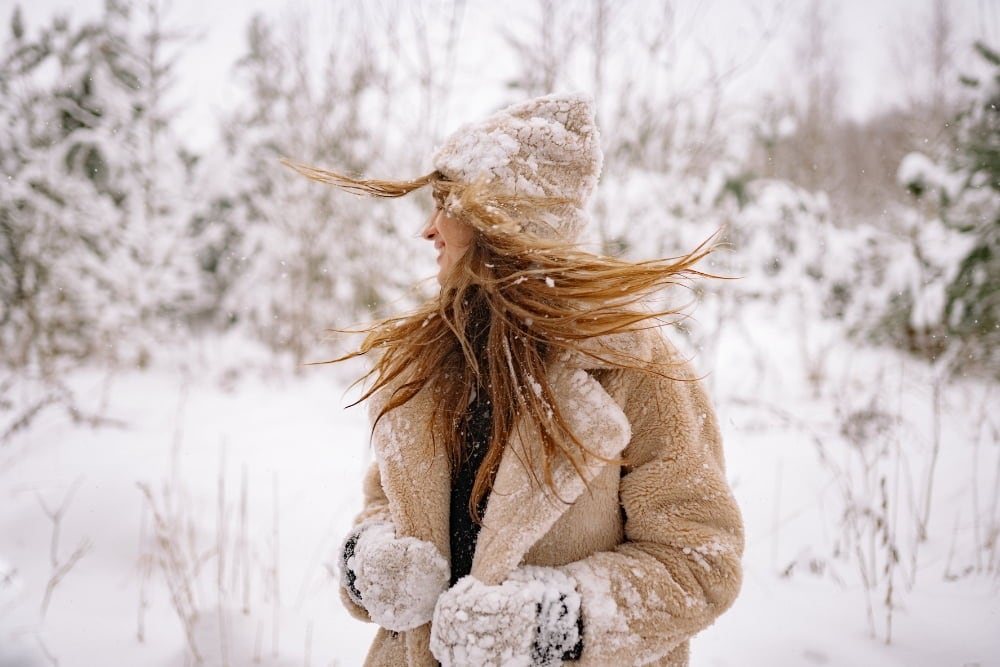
[422,207,474,285]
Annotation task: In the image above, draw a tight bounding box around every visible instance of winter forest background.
[1,0,998,665]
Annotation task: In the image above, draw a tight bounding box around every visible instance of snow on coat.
[339,326,744,667]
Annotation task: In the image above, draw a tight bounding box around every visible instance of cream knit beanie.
[431,92,603,243]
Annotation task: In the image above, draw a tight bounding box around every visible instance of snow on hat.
[432,92,603,243]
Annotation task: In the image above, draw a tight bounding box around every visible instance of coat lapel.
[369,329,652,588]
[470,363,632,586]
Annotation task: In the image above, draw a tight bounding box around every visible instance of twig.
[241,464,251,614]
[35,478,84,569]
[218,444,228,598]
[916,375,942,544]
[137,482,202,663]
[2,395,59,445]
[855,542,876,640]
[217,443,230,667]
[34,632,59,667]
[36,478,89,621]
[943,510,961,580]
[881,475,897,645]
[40,539,92,619]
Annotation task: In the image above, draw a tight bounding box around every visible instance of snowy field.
[1,303,997,667]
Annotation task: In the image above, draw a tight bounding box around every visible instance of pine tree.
[943,42,1000,375]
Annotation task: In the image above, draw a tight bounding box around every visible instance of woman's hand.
[340,522,449,632]
[429,567,582,667]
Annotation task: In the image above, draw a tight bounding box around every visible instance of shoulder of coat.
[561,325,675,370]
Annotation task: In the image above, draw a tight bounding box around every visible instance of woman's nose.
[422,212,439,240]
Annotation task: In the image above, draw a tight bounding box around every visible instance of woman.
[284,93,743,667]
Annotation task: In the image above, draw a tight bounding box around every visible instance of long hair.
[282,158,716,520]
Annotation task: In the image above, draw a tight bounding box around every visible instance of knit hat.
[432,92,603,243]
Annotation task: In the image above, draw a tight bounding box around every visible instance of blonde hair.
[283,158,716,520]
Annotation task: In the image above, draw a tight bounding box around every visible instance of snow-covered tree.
[1,7,120,371]
[0,1,201,372]
[102,0,204,358]
[201,12,431,365]
[897,42,1000,376]
[943,42,1000,375]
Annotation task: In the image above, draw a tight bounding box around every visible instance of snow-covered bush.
[895,42,1000,376]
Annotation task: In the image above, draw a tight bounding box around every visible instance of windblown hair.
[282,158,716,521]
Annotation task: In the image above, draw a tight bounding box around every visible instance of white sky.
[9,0,996,150]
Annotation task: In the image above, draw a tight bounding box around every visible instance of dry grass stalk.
[34,631,59,667]
[271,473,281,659]
[36,478,91,621]
[137,503,152,643]
[40,539,92,620]
[137,482,203,663]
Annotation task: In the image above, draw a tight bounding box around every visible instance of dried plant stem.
[34,632,59,667]
[137,482,202,663]
[40,539,92,619]
[137,504,151,643]
[943,510,961,580]
[254,619,264,664]
[218,602,230,667]
[882,474,897,645]
[988,447,1000,576]
[854,541,876,639]
[239,463,250,614]
[217,444,230,667]
[272,473,281,659]
[917,377,942,545]
[971,404,984,573]
[238,464,251,614]
[771,460,782,573]
[36,478,89,621]
[36,479,82,568]
[218,445,228,597]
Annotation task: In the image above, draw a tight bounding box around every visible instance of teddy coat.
[340,326,744,667]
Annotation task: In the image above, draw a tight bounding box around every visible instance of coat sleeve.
[339,460,394,622]
[561,348,744,664]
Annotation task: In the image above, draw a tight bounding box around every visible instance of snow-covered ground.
[1,305,997,666]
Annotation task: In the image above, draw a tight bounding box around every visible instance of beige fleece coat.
[341,327,744,666]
